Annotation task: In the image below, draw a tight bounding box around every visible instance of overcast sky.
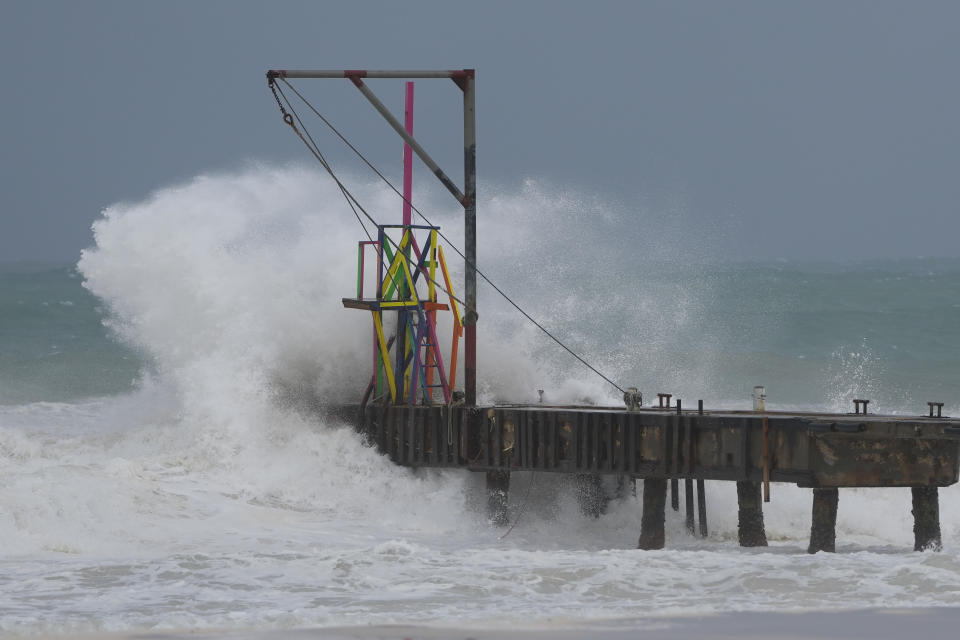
[2,0,958,262]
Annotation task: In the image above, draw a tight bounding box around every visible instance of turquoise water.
[0,264,140,404]
[2,257,959,413]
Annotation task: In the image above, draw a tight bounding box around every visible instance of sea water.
[2,166,960,635]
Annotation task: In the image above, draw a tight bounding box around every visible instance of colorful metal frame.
[347,224,462,405]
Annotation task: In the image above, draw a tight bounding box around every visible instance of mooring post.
[638,478,668,550]
[808,487,839,553]
[486,470,510,526]
[911,486,942,551]
[736,481,768,547]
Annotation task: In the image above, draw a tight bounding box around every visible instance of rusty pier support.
[697,479,708,537]
[638,478,667,550]
[486,470,510,526]
[912,486,942,551]
[808,487,839,553]
[737,481,768,547]
[685,479,696,534]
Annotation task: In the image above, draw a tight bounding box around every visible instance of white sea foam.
[1,165,959,634]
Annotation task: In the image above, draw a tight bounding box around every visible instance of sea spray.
[1,164,960,632]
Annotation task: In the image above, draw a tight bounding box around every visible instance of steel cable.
[273,79,627,396]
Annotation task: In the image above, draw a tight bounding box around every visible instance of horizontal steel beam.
[349,79,467,204]
[268,69,474,80]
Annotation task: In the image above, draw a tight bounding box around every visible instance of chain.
[268,76,295,129]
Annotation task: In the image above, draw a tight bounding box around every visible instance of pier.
[348,402,960,552]
[266,67,960,553]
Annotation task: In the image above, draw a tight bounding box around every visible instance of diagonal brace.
[347,76,467,206]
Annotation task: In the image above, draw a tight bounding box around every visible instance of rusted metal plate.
[808,434,959,487]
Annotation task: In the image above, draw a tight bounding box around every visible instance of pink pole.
[402,82,414,226]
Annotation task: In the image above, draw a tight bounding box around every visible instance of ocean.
[2,166,960,636]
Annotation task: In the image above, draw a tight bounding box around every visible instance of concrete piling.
[638,478,668,550]
[685,478,696,534]
[736,480,768,547]
[911,486,942,551]
[361,401,960,552]
[697,479,708,537]
[486,470,510,526]
[807,487,839,553]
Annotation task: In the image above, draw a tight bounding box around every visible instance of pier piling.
[697,479,708,537]
[685,478,696,534]
[638,478,667,550]
[911,486,942,551]
[486,470,510,526]
[736,481,768,547]
[807,487,839,553]
[358,402,960,551]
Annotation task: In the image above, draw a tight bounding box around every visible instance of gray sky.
[2,0,958,262]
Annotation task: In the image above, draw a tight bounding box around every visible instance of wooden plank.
[570,412,579,468]
[523,412,531,468]
[494,411,502,468]
[549,413,558,468]
[617,420,626,473]
[606,417,615,473]
[342,298,446,311]
[430,409,439,465]
[540,414,548,469]
[673,415,681,476]
[386,408,396,461]
[590,414,598,470]
[437,407,447,466]
[740,418,750,480]
[402,412,411,465]
[342,297,374,310]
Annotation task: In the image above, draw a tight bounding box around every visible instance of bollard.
[753,386,766,412]
[638,478,668,550]
[486,470,510,526]
[623,387,642,411]
[911,486,942,551]
[808,487,839,553]
[736,480,768,547]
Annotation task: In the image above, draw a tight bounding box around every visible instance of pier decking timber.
[342,403,960,551]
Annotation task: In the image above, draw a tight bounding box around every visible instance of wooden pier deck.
[334,402,960,552]
[357,404,960,487]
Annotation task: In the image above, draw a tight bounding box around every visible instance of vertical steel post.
[463,72,477,406]
[400,83,414,400]
[403,82,414,226]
